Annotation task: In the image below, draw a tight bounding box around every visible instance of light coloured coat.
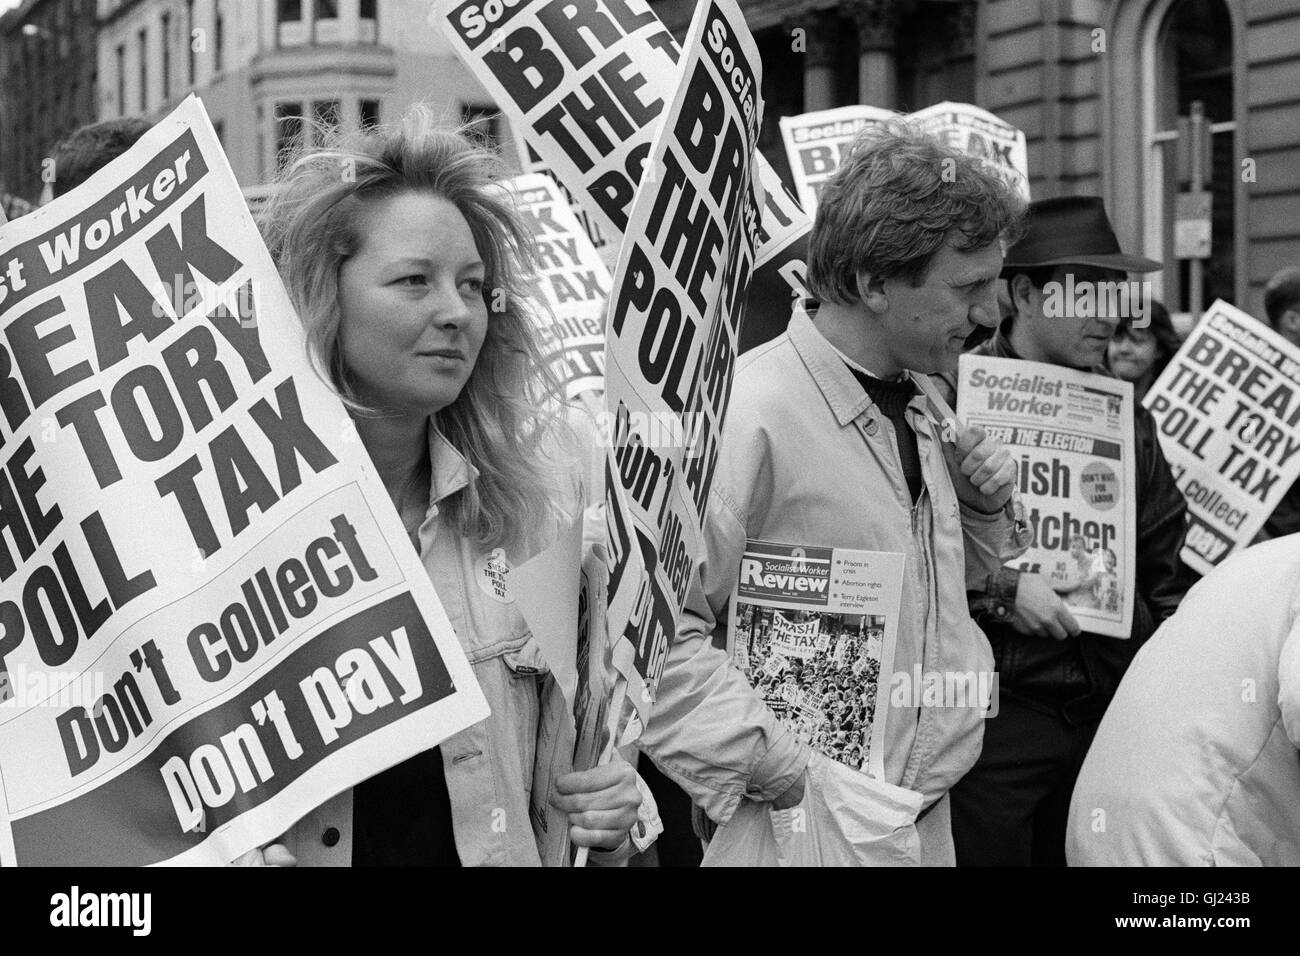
[639,312,1030,864]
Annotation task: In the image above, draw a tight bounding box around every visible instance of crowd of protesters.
[5,104,1300,868]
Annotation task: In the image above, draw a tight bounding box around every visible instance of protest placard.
[439,0,679,240]
[778,105,893,212]
[770,612,821,660]
[909,102,1030,200]
[959,355,1136,638]
[571,543,612,775]
[1143,300,1300,574]
[727,539,903,780]
[513,135,618,272]
[506,172,609,400]
[779,101,1030,215]
[0,97,488,866]
[438,0,811,350]
[741,170,810,353]
[597,0,764,731]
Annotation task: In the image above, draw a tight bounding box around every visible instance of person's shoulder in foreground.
[1067,535,1300,866]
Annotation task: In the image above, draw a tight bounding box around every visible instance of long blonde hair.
[260,106,574,553]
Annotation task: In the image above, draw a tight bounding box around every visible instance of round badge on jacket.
[475,548,514,604]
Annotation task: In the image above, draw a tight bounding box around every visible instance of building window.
[161,12,171,102]
[1110,0,1244,320]
[278,0,306,46]
[138,28,148,112]
[275,102,305,170]
[314,0,340,44]
[1150,0,1237,317]
[360,98,381,129]
[115,43,125,116]
[360,0,378,43]
[460,104,501,151]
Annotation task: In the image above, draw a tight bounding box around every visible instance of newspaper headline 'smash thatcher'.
[960,355,1137,639]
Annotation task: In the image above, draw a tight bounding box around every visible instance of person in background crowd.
[1258,267,1300,540]
[1105,298,1180,403]
[251,106,641,866]
[50,117,152,198]
[1264,267,1300,348]
[948,196,1195,867]
[1067,535,1300,865]
[0,117,150,224]
[0,192,33,223]
[638,121,1029,865]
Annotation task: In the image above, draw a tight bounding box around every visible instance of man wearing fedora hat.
[946,196,1195,867]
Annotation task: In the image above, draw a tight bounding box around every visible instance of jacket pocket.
[502,637,550,677]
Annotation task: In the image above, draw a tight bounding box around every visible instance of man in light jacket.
[1067,535,1300,865]
[638,121,1030,865]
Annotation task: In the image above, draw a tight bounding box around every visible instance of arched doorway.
[1104,0,1248,327]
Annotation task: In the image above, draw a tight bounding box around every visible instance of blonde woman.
[252,107,638,866]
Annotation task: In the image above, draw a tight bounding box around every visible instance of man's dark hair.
[1264,267,1300,328]
[806,119,1026,305]
[52,118,153,197]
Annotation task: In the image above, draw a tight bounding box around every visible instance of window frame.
[1105,0,1249,314]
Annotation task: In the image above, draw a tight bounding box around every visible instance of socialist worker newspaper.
[727,541,904,781]
[0,97,487,866]
[958,355,1137,638]
[779,101,1031,214]
[1143,300,1300,574]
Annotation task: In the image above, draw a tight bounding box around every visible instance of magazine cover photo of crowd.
[734,605,888,773]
